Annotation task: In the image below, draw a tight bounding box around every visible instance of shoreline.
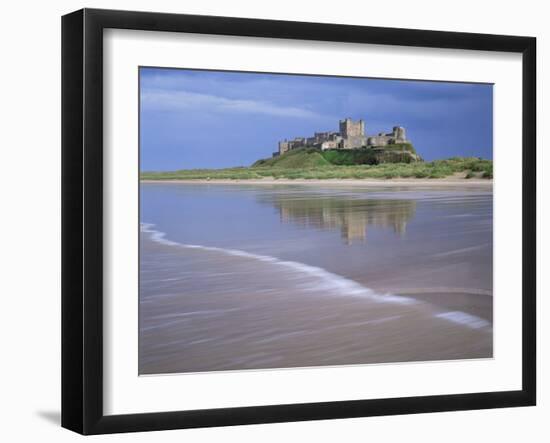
[140,178,493,187]
[140,233,492,374]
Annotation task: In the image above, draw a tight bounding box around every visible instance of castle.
[266,195,416,245]
[275,118,410,157]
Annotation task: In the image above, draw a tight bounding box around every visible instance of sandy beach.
[141,178,493,187]
[140,232,492,375]
[139,183,493,374]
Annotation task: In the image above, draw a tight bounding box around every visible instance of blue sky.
[140,67,493,171]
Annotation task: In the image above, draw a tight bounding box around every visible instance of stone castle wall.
[339,118,365,138]
[277,119,410,156]
[367,127,408,147]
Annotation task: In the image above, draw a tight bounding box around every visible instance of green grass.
[320,148,380,165]
[141,156,493,181]
[253,145,418,168]
[252,148,330,168]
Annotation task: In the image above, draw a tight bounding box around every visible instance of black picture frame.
[61,8,536,435]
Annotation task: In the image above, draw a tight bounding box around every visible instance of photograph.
[138,67,494,375]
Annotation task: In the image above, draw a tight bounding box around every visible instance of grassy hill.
[253,145,419,168]
[252,148,331,168]
[141,155,493,180]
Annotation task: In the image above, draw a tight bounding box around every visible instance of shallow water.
[139,183,493,374]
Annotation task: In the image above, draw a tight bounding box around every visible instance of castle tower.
[393,126,406,142]
[278,140,290,155]
[339,118,365,138]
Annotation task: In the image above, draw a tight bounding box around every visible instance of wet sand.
[139,232,492,375]
[141,178,492,188]
[139,183,493,374]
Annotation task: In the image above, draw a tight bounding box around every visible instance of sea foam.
[141,222,491,330]
[435,311,491,329]
[141,222,416,306]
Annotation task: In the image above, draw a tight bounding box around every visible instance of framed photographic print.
[61,8,536,435]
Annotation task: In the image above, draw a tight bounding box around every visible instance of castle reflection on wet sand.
[139,184,492,375]
[265,193,416,244]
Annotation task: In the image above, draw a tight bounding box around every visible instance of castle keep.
[275,118,410,157]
